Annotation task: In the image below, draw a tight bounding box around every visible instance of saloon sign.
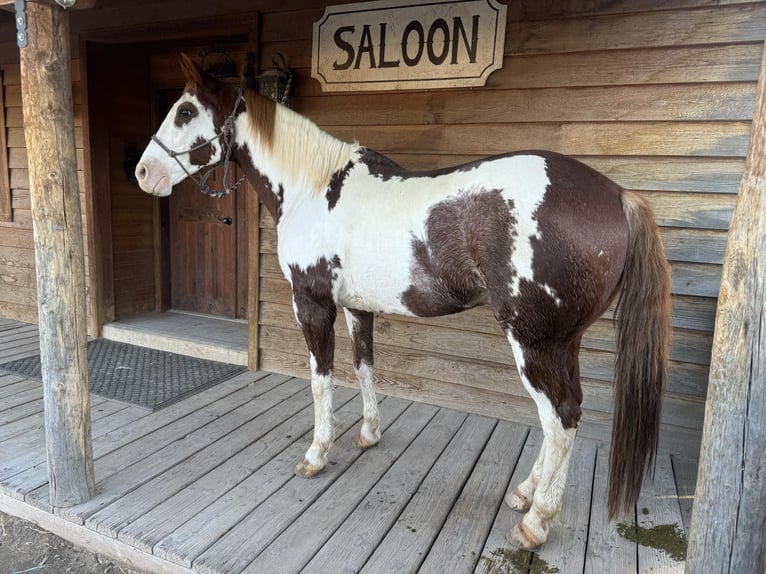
[312,0,507,91]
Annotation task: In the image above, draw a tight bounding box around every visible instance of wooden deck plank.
[0,408,44,442]
[0,385,42,409]
[152,395,408,568]
[671,455,697,534]
[50,375,299,523]
[302,408,471,573]
[195,400,434,574]
[636,453,687,572]
[0,396,114,484]
[19,371,276,507]
[86,381,319,537]
[118,386,360,554]
[418,420,529,574]
[533,438,598,574]
[476,427,541,574]
[584,446,638,573]
[0,377,33,398]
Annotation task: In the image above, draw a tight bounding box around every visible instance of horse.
[135,53,672,550]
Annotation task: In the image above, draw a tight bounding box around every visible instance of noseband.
[151,87,246,198]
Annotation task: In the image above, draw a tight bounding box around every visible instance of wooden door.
[168,171,244,317]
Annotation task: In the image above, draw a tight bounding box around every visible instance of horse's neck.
[237,105,357,218]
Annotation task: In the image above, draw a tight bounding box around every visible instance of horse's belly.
[335,271,415,316]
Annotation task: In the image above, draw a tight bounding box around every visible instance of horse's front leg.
[293,294,337,478]
[343,308,380,449]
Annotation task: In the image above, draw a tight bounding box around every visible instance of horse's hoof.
[507,522,543,551]
[294,459,324,478]
[354,432,379,450]
[507,488,532,513]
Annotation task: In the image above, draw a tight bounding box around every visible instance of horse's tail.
[608,190,672,519]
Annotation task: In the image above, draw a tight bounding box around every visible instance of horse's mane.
[242,88,357,196]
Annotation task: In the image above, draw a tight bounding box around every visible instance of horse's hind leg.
[506,334,581,550]
[343,308,380,449]
[506,335,582,514]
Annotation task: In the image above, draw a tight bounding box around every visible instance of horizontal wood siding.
[254,0,765,455]
[0,60,91,326]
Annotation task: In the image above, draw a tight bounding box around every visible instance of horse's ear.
[179,52,204,85]
[179,52,221,93]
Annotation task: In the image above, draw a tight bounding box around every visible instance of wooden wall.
[0,0,762,455]
[0,60,88,325]
[254,0,765,455]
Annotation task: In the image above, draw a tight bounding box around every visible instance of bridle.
[151,87,246,198]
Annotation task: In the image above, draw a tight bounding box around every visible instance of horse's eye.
[176,103,197,124]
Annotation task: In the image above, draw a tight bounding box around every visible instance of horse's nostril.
[136,163,148,181]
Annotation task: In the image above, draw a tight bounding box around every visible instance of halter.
[151,87,246,198]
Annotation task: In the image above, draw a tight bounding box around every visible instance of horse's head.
[135,53,238,197]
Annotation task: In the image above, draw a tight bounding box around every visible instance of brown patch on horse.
[359,149,404,180]
[289,256,342,375]
[188,136,214,166]
[326,160,354,210]
[346,309,374,368]
[234,145,284,223]
[401,189,512,316]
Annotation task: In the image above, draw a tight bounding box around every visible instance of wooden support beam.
[19,0,94,506]
[685,42,766,574]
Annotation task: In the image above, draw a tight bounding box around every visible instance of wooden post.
[19,1,95,506]
[685,42,766,574]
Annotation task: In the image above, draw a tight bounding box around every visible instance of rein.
[151,87,246,198]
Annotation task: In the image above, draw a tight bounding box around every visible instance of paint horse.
[136,54,671,550]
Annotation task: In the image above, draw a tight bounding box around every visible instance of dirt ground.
[0,511,146,574]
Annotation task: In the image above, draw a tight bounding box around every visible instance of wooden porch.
[0,318,695,574]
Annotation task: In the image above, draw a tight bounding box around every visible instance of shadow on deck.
[0,319,696,573]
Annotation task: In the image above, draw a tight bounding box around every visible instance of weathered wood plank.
[303,408,470,573]
[636,454,687,572]
[418,420,529,573]
[299,83,757,126]
[584,446,638,573]
[532,438,598,573]
[505,4,766,55]
[195,401,437,574]
[328,121,752,158]
[153,396,411,568]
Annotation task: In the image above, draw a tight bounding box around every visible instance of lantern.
[256,53,293,107]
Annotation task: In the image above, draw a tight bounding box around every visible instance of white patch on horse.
[499,156,550,297]
[541,283,562,306]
